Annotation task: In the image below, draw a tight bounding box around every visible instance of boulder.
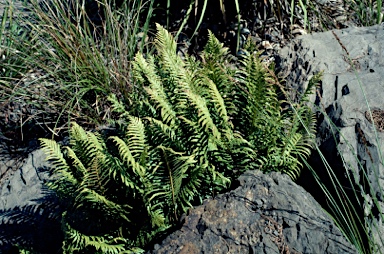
[148,171,357,254]
[276,24,384,251]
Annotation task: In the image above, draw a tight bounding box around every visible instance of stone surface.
[0,149,64,253]
[276,24,384,251]
[0,149,51,211]
[148,171,357,254]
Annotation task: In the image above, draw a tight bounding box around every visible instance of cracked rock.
[147,171,357,254]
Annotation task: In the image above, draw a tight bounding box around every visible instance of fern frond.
[75,187,131,222]
[186,89,221,140]
[146,117,177,144]
[154,23,184,77]
[64,223,127,254]
[203,30,231,63]
[65,146,87,179]
[147,145,196,215]
[205,77,232,130]
[133,52,178,127]
[69,123,106,169]
[69,122,89,147]
[126,116,146,159]
[39,138,70,172]
[110,136,145,177]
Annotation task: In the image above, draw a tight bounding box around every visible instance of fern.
[34,24,318,252]
[63,222,128,254]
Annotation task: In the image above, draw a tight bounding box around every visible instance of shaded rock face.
[0,149,51,211]
[276,24,384,251]
[0,149,63,253]
[149,171,357,254]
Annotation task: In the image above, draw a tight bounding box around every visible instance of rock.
[0,149,51,210]
[276,24,384,251]
[0,149,63,253]
[148,171,357,254]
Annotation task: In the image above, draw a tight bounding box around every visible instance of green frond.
[65,146,87,179]
[39,138,70,172]
[63,223,128,254]
[133,52,178,127]
[110,136,146,177]
[205,78,232,130]
[186,89,221,140]
[144,84,178,127]
[108,93,130,118]
[126,116,146,159]
[69,122,89,147]
[154,23,184,77]
[298,71,322,103]
[80,152,107,192]
[178,168,204,209]
[203,30,231,63]
[75,187,131,222]
[146,117,177,143]
[147,208,166,228]
[68,122,106,169]
[102,152,139,190]
[156,145,196,205]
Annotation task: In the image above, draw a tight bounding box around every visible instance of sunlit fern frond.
[202,30,231,63]
[154,23,185,78]
[39,138,70,173]
[205,77,233,132]
[125,116,146,159]
[79,152,107,193]
[261,132,307,180]
[199,31,237,115]
[68,122,105,169]
[65,146,87,180]
[146,117,178,146]
[110,136,146,177]
[133,52,178,127]
[39,138,78,194]
[185,89,221,141]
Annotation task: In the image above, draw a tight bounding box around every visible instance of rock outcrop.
[149,171,357,254]
[276,24,384,251]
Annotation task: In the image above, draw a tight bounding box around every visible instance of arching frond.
[133,52,178,127]
[110,136,146,177]
[65,146,87,179]
[154,23,184,78]
[63,223,128,254]
[151,146,196,210]
[75,187,131,222]
[39,138,70,173]
[186,89,221,140]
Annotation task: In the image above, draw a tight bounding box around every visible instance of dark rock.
[148,171,357,254]
[276,24,384,251]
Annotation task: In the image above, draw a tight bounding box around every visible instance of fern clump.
[37,24,318,252]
